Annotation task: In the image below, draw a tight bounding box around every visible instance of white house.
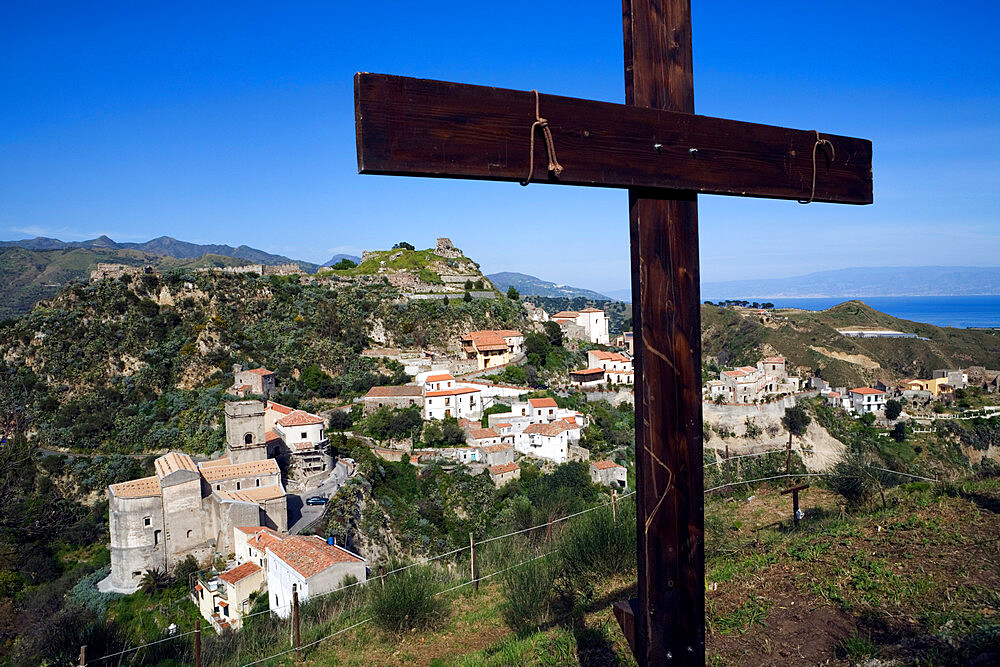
[273,409,332,475]
[550,308,610,345]
[421,373,483,420]
[849,387,886,414]
[516,422,573,463]
[266,535,367,618]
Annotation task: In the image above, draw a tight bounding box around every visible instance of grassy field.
[208,476,999,666]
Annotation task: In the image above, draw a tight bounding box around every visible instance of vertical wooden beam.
[293,586,302,659]
[194,621,201,667]
[469,532,479,592]
[623,0,705,664]
[78,645,87,667]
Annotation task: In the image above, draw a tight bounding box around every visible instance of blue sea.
[759,296,1000,329]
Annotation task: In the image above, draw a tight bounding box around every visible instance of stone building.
[435,237,463,259]
[228,365,276,399]
[550,308,610,345]
[106,401,289,593]
[90,263,156,282]
[362,385,423,414]
[590,460,627,488]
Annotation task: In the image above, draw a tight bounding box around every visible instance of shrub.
[558,502,635,581]
[367,564,450,633]
[499,552,559,634]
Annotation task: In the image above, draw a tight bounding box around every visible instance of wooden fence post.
[725,444,730,485]
[612,490,618,523]
[379,565,386,588]
[78,645,86,667]
[786,432,792,475]
[194,620,201,667]
[469,532,478,592]
[293,586,301,659]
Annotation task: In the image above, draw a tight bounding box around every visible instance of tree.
[328,410,353,431]
[392,241,415,251]
[884,399,902,421]
[464,279,473,290]
[506,285,519,300]
[474,279,484,290]
[139,567,172,596]
[442,295,450,305]
[463,291,472,303]
[781,405,811,447]
[331,258,357,270]
[890,421,906,442]
[543,321,563,346]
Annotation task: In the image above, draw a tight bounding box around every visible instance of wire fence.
[84,448,940,665]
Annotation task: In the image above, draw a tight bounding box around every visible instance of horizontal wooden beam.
[355,73,873,205]
[781,484,811,495]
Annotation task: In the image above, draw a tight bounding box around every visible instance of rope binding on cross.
[798,130,835,204]
[520,89,564,186]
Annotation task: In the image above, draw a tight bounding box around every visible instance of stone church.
[106,399,289,592]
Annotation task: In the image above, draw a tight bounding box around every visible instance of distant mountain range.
[487,272,610,300]
[701,266,1000,299]
[0,235,320,272]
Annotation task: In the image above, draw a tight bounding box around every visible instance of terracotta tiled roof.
[738,366,757,373]
[495,330,523,338]
[479,443,512,453]
[469,428,498,440]
[426,373,455,382]
[827,391,842,398]
[524,422,568,436]
[277,410,324,427]
[495,422,512,428]
[571,368,605,377]
[529,398,558,408]
[592,460,624,470]
[764,357,785,363]
[267,401,294,415]
[562,417,578,426]
[457,418,474,428]
[723,370,747,378]
[551,310,579,319]
[246,368,273,376]
[589,350,630,362]
[489,462,520,475]
[579,307,603,313]
[265,430,282,445]
[200,458,281,482]
[222,486,286,503]
[219,561,262,584]
[366,385,422,397]
[243,527,284,551]
[267,535,365,579]
[425,386,480,397]
[154,452,199,478]
[291,441,315,452]
[199,456,233,469]
[850,387,885,395]
[110,475,161,498]
[463,331,508,351]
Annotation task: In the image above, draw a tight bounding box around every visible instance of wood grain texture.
[355,73,872,205]
[625,1,706,665]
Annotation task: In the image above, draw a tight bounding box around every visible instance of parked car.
[305,496,328,506]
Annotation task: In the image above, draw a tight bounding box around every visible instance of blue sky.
[2,1,998,293]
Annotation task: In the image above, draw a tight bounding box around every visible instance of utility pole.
[469,532,479,592]
[292,586,301,659]
[194,621,201,667]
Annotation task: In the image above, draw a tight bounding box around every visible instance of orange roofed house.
[266,535,367,618]
[590,460,628,489]
[461,330,523,370]
[194,560,264,632]
[421,372,483,420]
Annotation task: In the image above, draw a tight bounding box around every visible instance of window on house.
[187,529,193,538]
[223,606,229,617]
[154,530,161,545]
[143,516,151,526]
[236,481,241,490]
[216,484,221,490]
[256,478,260,487]
[301,431,307,439]
[244,433,254,445]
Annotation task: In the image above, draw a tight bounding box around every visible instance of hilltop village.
[4,236,1000,665]
[91,241,1000,635]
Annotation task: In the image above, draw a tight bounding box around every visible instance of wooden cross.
[781,483,811,528]
[353,2,872,664]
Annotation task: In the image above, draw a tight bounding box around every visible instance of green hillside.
[702,301,1000,387]
[0,269,524,455]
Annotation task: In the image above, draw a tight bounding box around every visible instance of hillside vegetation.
[702,301,1000,387]
[0,270,524,456]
